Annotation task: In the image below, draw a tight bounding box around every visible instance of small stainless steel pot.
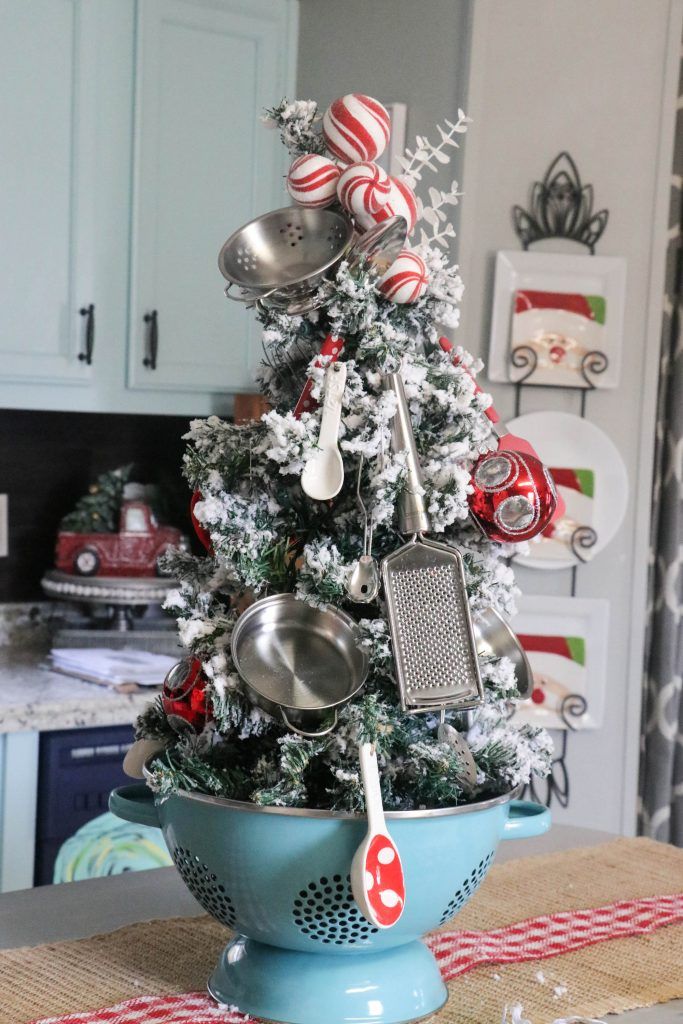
[231,593,368,737]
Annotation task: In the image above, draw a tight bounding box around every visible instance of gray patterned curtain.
[639,48,683,844]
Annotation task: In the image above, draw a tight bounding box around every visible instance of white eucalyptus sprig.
[398,110,472,188]
[416,181,463,248]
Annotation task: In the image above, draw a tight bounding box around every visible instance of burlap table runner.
[2,837,683,1024]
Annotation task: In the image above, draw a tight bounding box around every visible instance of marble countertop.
[0,646,157,735]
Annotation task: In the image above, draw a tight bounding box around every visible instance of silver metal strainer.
[218,206,352,299]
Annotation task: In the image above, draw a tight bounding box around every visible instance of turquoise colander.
[110,782,550,1024]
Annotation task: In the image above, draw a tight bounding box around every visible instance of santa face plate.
[468,450,557,543]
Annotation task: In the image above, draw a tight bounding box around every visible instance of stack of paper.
[50,648,177,688]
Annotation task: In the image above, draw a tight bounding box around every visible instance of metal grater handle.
[383,372,431,535]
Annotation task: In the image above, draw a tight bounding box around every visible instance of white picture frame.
[376,102,407,178]
[509,595,610,730]
[488,250,627,389]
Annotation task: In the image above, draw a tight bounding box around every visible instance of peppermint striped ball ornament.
[378,249,429,304]
[322,94,391,164]
[286,154,341,208]
[355,176,418,234]
[337,161,391,219]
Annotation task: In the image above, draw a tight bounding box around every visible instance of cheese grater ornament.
[381,372,484,713]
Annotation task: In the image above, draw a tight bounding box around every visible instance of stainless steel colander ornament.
[218,206,353,308]
[218,208,407,316]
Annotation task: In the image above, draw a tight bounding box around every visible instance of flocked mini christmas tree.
[136,94,553,811]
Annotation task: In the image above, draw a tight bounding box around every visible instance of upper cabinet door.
[0,0,97,384]
[128,0,297,394]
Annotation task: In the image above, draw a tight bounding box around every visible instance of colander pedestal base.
[208,934,448,1024]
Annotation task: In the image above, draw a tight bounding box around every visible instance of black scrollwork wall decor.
[521,693,589,809]
[501,156,617,813]
[512,152,609,254]
[511,346,610,417]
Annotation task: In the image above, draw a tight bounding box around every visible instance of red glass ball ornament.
[468,450,557,543]
[190,490,212,552]
[162,656,209,733]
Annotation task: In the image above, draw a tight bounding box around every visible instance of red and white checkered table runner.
[31,893,683,1024]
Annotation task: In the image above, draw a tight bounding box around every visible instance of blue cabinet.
[0,0,298,413]
[128,0,296,395]
[0,0,97,386]
[34,725,171,885]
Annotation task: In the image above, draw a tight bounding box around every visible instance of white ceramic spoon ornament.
[351,742,405,928]
[301,362,347,501]
[122,737,166,780]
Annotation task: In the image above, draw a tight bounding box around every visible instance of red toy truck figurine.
[55,499,187,578]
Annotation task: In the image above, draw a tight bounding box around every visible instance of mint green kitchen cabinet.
[0,0,297,414]
[128,0,294,396]
[0,1,98,388]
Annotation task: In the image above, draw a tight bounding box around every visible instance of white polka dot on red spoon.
[379,889,402,908]
[365,870,374,891]
[377,845,395,865]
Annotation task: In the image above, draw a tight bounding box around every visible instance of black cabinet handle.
[78,304,95,365]
[143,310,158,369]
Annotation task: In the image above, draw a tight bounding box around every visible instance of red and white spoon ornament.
[293,334,345,419]
[437,337,565,523]
[292,219,407,419]
[350,742,405,928]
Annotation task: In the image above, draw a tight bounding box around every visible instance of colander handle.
[503,799,551,840]
[281,707,338,738]
[109,784,161,829]
[224,282,278,303]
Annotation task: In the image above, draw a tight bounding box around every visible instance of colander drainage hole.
[292,873,379,945]
[439,852,495,925]
[172,845,236,929]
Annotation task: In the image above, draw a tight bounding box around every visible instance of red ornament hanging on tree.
[190,490,213,553]
[162,656,209,733]
[468,450,557,543]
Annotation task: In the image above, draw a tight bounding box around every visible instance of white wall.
[457,0,682,834]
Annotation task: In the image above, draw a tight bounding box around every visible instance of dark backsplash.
[0,409,198,601]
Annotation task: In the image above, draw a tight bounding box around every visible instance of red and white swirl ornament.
[337,161,391,218]
[322,94,391,164]
[378,248,428,304]
[355,176,418,234]
[286,154,341,209]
